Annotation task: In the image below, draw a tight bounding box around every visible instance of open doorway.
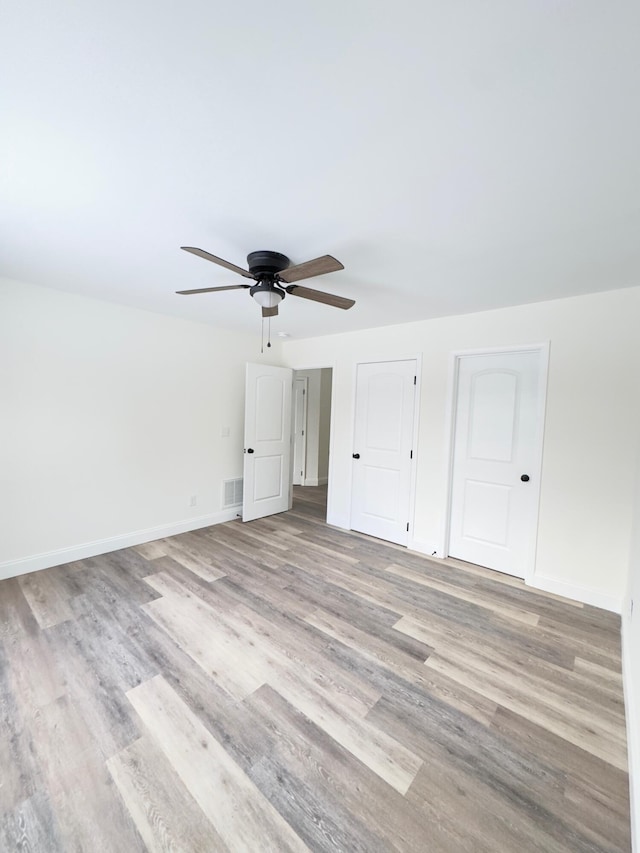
[292,367,332,518]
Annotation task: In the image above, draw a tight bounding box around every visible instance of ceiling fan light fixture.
[250,283,284,308]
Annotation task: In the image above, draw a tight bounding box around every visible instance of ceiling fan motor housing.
[246,250,290,277]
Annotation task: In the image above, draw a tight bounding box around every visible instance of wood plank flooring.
[0,486,631,851]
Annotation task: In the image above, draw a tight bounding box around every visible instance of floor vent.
[223,478,243,508]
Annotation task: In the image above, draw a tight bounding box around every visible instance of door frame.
[287,362,336,520]
[292,376,309,486]
[441,343,550,584]
[349,354,422,546]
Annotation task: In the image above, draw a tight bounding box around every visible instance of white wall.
[293,369,320,486]
[0,277,280,577]
[293,368,332,486]
[282,286,640,611]
[317,368,332,483]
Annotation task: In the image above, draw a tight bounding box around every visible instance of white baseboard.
[529,574,622,613]
[403,547,622,613]
[622,609,639,852]
[0,508,240,581]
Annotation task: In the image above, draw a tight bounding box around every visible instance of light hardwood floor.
[0,486,631,851]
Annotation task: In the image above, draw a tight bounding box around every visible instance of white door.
[448,349,546,577]
[350,360,417,546]
[243,363,293,522]
[292,377,308,486]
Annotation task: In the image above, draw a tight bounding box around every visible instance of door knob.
[520,474,530,482]
[352,453,360,459]
[247,448,254,454]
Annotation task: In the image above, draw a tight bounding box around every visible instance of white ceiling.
[1,1,639,340]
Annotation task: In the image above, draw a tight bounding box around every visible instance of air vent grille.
[223,478,243,508]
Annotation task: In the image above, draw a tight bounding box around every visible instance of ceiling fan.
[177,247,355,317]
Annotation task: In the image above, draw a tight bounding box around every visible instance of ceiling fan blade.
[175,285,251,295]
[277,254,344,284]
[262,305,279,318]
[285,284,355,309]
[181,247,255,279]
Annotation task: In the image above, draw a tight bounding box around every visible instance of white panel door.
[243,363,293,522]
[350,360,416,546]
[292,377,308,486]
[448,350,546,577]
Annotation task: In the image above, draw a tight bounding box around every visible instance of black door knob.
[247,448,254,454]
[520,474,529,482]
[352,453,360,459]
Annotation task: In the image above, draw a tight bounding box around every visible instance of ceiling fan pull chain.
[260,315,264,354]
[267,314,272,348]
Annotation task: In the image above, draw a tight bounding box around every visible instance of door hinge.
[406,522,410,532]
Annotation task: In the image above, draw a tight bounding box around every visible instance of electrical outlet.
[189,495,197,507]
